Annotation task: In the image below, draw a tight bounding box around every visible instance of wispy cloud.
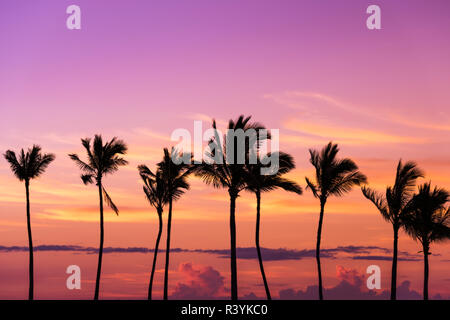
[352,255,420,262]
[264,91,450,133]
[183,113,228,128]
[0,244,421,261]
[283,119,424,145]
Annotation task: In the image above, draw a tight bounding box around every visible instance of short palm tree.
[194,115,266,300]
[69,135,128,300]
[402,183,449,300]
[4,145,55,300]
[305,142,367,300]
[157,147,191,300]
[361,160,423,300]
[138,165,168,300]
[245,152,302,300]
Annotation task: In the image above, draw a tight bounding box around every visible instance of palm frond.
[102,186,119,215]
[361,186,390,221]
[305,177,319,198]
[5,146,54,181]
[272,177,303,195]
[402,182,450,246]
[393,160,424,209]
[139,165,168,210]
[276,152,295,174]
[81,138,93,160]
[328,171,367,197]
[195,163,229,188]
[68,153,95,173]
[394,161,424,194]
[138,164,156,178]
[70,135,128,178]
[4,150,25,181]
[81,174,94,185]
[33,152,55,178]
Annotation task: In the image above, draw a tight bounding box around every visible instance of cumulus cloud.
[168,264,442,300]
[279,265,441,300]
[336,265,363,286]
[1,242,442,300]
[170,263,228,299]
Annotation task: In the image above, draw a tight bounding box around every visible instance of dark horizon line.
[0,244,426,262]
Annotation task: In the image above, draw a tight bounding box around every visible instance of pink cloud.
[279,266,443,300]
[336,265,364,286]
[171,262,228,299]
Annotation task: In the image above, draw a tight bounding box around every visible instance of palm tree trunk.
[316,199,325,300]
[255,191,271,300]
[94,181,104,300]
[149,208,163,300]
[163,197,173,300]
[390,224,399,300]
[230,193,238,300]
[25,180,34,300]
[423,243,429,300]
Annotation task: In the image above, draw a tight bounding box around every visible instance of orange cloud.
[283,119,425,146]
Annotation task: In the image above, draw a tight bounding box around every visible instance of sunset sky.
[0,0,449,299]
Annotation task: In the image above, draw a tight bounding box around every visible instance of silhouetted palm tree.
[194,115,267,300]
[157,147,191,300]
[361,160,423,300]
[138,165,168,300]
[402,183,450,300]
[245,152,302,300]
[69,135,127,300]
[305,142,367,300]
[4,145,55,300]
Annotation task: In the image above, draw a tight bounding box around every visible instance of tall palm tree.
[245,152,302,300]
[157,147,191,300]
[402,183,450,300]
[305,142,367,300]
[4,145,55,300]
[69,135,127,300]
[138,165,168,300]
[194,115,266,300]
[361,160,423,300]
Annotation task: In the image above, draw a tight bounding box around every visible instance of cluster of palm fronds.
[3,115,449,301]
